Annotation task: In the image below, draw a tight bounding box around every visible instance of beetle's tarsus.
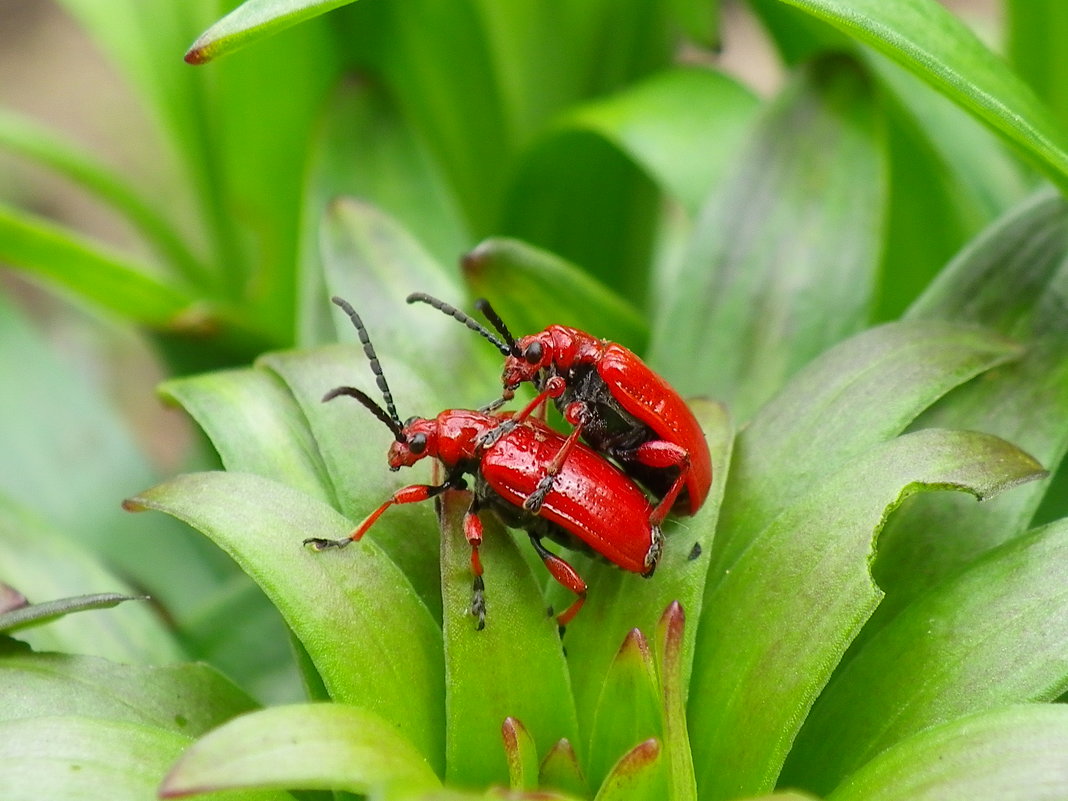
[303,536,352,550]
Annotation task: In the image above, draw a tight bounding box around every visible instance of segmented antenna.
[329,296,405,440]
[322,386,404,441]
[406,292,510,356]
[474,299,520,357]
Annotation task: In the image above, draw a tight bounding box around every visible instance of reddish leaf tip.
[461,241,491,277]
[183,44,212,65]
[658,600,686,650]
[121,497,146,513]
[502,716,526,751]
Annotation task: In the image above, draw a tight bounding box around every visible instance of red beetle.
[407,293,712,519]
[305,297,663,629]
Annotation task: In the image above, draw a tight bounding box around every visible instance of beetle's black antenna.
[322,386,405,441]
[474,299,520,357]
[329,296,405,439]
[406,292,510,356]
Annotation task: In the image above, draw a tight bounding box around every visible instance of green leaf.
[0,716,194,801]
[0,109,206,284]
[438,492,578,787]
[827,705,1068,801]
[500,126,660,302]
[185,0,359,63]
[649,53,886,418]
[179,577,305,706]
[0,639,256,736]
[711,321,1019,579]
[125,471,445,773]
[872,189,1068,622]
[688,428,1046,801]
[550,67,760,216]
[653,602,696,801]
[785,518,1068,794]
[297,82,468,344]
[747,0,850,63]
[0,494,182,664]
[868,52,1029,321]
[258,346,447,616]
[775,0,1068,190]
[562,401,731,750]
[593,739,665,801]
[462,237,649,353]
[0,203,198,329]
[540,739,589,799]
[158,703,440,797]
[502,717,539,791]
[0,593,146,633]
[1007,0,1068,131]
[160,368,334,506]
[586,629,662,791]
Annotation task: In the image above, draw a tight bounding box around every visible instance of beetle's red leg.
[303,482,451,550]
[463,499,488,630]
[523,400,588,514]
[528,534,588,629]
[634,441,692,526]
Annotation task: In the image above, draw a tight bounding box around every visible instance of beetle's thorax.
[430,409,499,470]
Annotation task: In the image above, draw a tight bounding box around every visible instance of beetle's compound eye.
[524,341,543,365]
[408,433,428,455]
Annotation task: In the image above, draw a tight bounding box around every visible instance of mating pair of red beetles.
[304,294,712,630]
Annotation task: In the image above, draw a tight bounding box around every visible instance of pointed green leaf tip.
[185,0,361,64]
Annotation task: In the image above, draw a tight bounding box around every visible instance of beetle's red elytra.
[305,297,663,630]
[407,293,712,522]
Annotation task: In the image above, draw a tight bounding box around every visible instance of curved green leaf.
[0,593,146,633]
[462,237,649,353]
[688,428,1046,801]
[872,190,1068,624]
[438,492,578,787]
[185,0,358,63]
[0,203,197,329]
[1008,0,1068,131]
[125,471,445,773]
[649,53,886,418]
[159,703,440,797]
[160,368,334,506]
[0,109,205,283]
[786,518,1068,793]
[0,639,256,736]
[712,321,1019,579]
[776,0,1068,189]
[554,67,759,215]
[0,716,196,801]
[827,705,1068,801]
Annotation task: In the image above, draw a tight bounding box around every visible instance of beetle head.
[501,333,552,397]
[387,417,437,470]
